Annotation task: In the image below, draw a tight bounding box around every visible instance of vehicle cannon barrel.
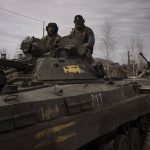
[139,52,150,68]
[139,52,149,63]
[0,59,33,71]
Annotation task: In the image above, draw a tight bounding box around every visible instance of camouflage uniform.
[41,22,61,56]
[72,26,95,53]
[41,34,61,50]
[72,15,95,63]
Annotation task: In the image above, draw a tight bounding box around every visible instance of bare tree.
[136,38,145,71]
[101,22,115,76]
[127,36,145,76]
[120,51,128,65]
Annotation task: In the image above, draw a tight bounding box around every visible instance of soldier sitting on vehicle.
[20,22,61,58]
[71,15,95,63]
[42,22,61,52]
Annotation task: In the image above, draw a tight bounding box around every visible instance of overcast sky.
[0,0,150,62]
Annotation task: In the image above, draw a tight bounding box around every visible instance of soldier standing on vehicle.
[71,15,95,63]
[42,22,61,52]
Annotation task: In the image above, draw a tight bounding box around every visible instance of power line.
[0,31,25,37]
[0,14,43,28]
[0,32,25,39]
[0,34,23,39]
[0,8,45,36]
[0,34,22,39]
[0,12,43,27]
[0,7,43,22]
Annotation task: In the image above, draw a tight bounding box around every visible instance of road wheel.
[99,142,114,150]
[128,128,142,150]
[115,134,129,150]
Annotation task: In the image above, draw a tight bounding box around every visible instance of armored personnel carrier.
[0,35,150,150]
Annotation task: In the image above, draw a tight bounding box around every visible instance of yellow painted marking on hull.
[63,65,82,73]
[34,132,76,149]
[35,130,47,140]
[34,141,50,149]
[50,121,75,133]
[35,121,75,139]
[55,132,77,143]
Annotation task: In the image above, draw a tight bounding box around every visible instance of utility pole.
[43,21,45,37]
[128,51,131,77]
[106,48,109,78]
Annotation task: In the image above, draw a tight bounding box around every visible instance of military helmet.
[74,15,85,23]
[46,22,58,33]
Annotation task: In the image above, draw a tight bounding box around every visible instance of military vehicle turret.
[0,35,150,150]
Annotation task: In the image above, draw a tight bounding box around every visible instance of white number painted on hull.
[90,93,103,108]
